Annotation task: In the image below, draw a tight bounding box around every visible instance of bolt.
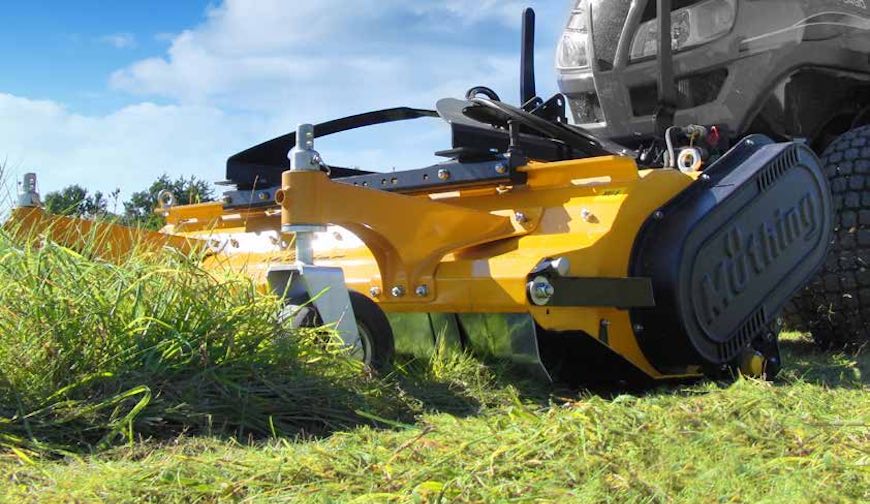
[700,173,711,183]
[581,208,597,223]
[391,286,406,298]
[653,210,664,220]
[369,286,382,298]
[222,195,233,205]
[533,281,554,299]
[258,191,270,201]
[633,324,645,333]
[494,163,508,175]
[515,211,528,224]
[601,319,611,327]
[415,285,429,297]
[745,139,754,146]
[437,169,451,181]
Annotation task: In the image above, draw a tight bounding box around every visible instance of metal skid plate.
[386,312,550,382]
[387,313,462,358]
[457,313,551,382]
[267,265,362,353]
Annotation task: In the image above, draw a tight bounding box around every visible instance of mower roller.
[9,7,836,384]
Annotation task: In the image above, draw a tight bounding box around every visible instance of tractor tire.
[785,125,870,347]
[284,291,395,371]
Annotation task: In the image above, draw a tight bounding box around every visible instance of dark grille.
[630,68,729,116]
[718,308,766,363]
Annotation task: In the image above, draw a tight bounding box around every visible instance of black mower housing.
[631,136,833,372]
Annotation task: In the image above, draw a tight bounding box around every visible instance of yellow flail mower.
[9,10,833,384]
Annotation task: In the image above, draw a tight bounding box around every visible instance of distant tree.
[44,185,118,218]
[123,175,215,230]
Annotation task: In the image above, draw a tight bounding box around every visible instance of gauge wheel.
[283,291,395,371]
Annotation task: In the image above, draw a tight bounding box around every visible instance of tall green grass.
[0,225,405,455]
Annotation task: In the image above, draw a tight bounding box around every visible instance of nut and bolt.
[533,281,554,299]
[391,286,406,298]
[369,286,382,298]
[700,173,711,183]
[494,163,508,175]
[633,324,645,333]
[437,169,451,181]
[580,208,598,223]
[258,191,270,201]
[415,285,429,297]
[653,210,664,220]
[528,276,555,306]
[515,211,528,224]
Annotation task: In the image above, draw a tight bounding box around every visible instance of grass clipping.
[0,228,399,454]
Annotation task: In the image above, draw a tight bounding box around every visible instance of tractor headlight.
[556,0,590,70]
[630,0,736,60]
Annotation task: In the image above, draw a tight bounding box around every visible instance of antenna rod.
[520,8,537,106]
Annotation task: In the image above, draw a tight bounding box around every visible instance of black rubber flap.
[630,136,833,371]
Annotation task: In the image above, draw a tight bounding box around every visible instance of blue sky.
[0,0,571,199]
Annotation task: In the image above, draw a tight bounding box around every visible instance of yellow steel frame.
[267,156,698,378]
[8,155,700,379]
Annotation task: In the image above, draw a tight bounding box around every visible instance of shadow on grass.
[778,336,867,388]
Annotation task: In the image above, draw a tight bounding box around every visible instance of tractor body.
[557,0,870,344]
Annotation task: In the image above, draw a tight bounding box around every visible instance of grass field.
[0,226,867,502]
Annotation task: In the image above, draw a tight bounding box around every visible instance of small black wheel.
[785,125,870,347]
[282,291,395,371]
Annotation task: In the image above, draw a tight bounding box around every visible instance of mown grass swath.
[0,219,406,455]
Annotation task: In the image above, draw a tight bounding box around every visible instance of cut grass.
[1,335,867,503]
[0,221,866,502]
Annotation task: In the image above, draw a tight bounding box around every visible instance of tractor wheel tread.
[785,125,870,347]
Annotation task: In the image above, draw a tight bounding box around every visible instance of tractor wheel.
[785,125,870,347]
[283,291,395,371]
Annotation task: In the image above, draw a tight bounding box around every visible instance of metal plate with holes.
[338,158,526,194]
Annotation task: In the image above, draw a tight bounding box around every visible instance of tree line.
[43,175,214,230]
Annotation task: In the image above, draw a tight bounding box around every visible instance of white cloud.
[1,0,571,199]
[99,33,136,49]
[0,93,257,198]
[109,0,565,113]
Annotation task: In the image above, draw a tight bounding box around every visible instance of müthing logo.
[697,193,820,326]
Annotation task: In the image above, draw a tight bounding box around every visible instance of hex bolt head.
[415,285,429,297]
[700,173,711,183]
[369,286,382,298]
[258,191,270,201]
[494,163,508,175]
[653,210,664,220]
[528,277,555,306]
[534,281,554,298]
[391,286,406,298]
[515,211,528,224]
[437,169,451,181]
